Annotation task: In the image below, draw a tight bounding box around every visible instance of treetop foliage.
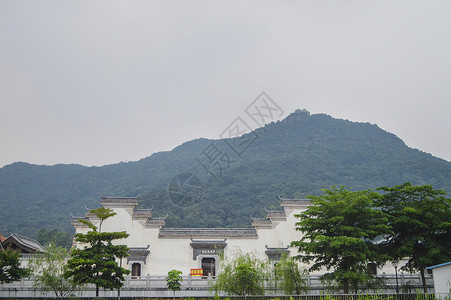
[374,183,451,292]
[0,249,31,284]
[166,269,183,292]
[292,186,391,293]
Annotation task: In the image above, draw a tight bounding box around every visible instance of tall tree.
[292,186,392,294]
[64,207,130,297]
[0,249,30,284]
[375,183,451,293]
[29,243,78,299]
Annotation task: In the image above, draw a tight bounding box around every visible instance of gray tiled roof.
[145,216,166,228]
[4,233,45,253]
[132,209,152,219]
[265,209,287,220]
[99,196,140,210]
[251,217,272,224]
[251,218,274,229]
[133,209,152,215]
[128,246,150,255]
[279,198,311,206]
[265,246,290,260]
[159,228,258,238]
[99,195,139,205]
[71,216,90,227]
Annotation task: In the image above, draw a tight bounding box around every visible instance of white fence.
[0,273,434,298]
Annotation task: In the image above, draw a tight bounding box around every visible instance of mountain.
[1,109,449,238]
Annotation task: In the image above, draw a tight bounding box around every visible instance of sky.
[1,0,450,168]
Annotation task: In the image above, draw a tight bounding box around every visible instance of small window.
[132,263,141,278]
[367,263,377,275]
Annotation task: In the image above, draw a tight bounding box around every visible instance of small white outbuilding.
[427,261,451,297]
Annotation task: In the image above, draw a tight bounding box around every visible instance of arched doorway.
[201,257,216,277]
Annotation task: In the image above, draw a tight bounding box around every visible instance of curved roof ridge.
[9,233,45,252]
[264,207,284,213]
[250,215,270,221]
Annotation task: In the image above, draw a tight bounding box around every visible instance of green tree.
[36,229,73,249]
[166,269,183,299]
[212,250,268,296]
[29,243,77,299]
[275,254,308,295]
[0,249,30,283]
[64,207,130,297]
[292,186,392,294]
[375,183,451,293]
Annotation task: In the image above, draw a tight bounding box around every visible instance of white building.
[71,195,424,288]
[72,196,309,277]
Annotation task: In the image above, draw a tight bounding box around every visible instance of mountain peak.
[281,109,311,123]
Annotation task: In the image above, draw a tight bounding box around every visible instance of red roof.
[0,233,7,243]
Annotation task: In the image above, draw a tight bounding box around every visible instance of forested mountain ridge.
[1,109,449,238]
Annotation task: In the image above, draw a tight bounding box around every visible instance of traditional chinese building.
[0,233,44,254]
[72,196,310,277]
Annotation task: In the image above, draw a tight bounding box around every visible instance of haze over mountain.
[1,109,449,238]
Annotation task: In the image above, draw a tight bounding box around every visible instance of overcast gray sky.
[1,0,450,168]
